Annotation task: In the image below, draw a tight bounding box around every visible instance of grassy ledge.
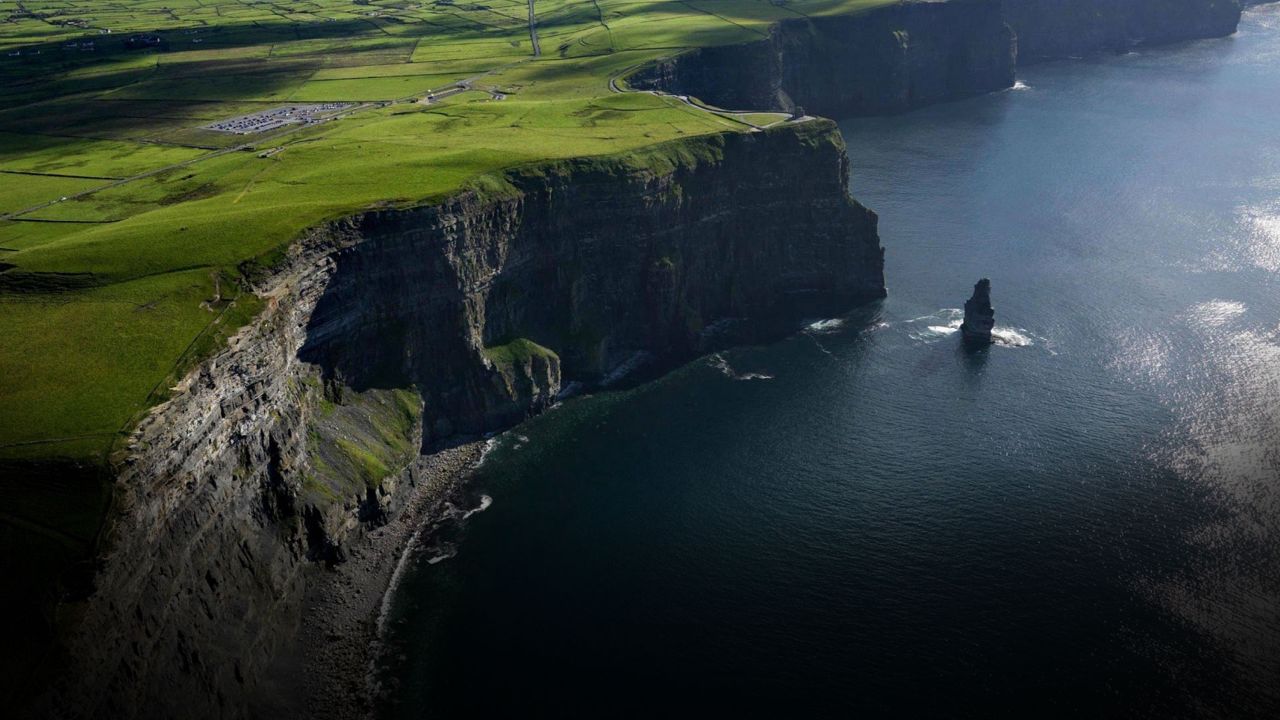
[482,338,560,369]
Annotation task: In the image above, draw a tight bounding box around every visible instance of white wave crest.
[462,494,493,520]
[709,353,774,381]
[473,437,499,468]
[806,318,846,333]
[426,546,458,565]
[906,308,963,342]
[906,308,1040,349]
[991,327,1033,347]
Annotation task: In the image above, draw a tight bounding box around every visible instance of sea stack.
[960,278,995,345]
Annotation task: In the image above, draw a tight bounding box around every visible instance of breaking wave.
[426,546,458,565]
[462,494,493,520]
[907,308,964,342]
[474,437,500,468]
[806,318,846,333]
[992,328,1033,347]
[905,308,1039,349]
[709,353,774,381]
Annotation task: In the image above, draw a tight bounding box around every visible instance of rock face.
[630,0,1249,109]
[294,122,884,441]
[37,121,883,720]
[960,278,996,345]
[629,0,1017,117]
[1004,0,1243,64]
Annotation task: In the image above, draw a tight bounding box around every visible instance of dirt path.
[528,0,541,57]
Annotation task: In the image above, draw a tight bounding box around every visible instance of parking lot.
[205,103,352,134]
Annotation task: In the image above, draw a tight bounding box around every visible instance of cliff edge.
[629,0,1017,117]
[1004,0,1243,64]
[628,0,1248,112]
[35,121,882,720]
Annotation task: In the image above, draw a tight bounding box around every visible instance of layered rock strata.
[629,0,1249,114]
[1005,0,1244,64]
[38,120,883,720]
[629,0,1017,117]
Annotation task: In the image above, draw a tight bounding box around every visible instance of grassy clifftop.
[0,0,893,466]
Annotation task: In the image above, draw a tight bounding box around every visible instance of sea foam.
[462,494,493,520]
[709,353,774,381]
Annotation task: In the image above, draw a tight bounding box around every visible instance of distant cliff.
[39,120,882,719]
[629,0,1249,111]
[629,0,1016,117]
[1005,0,1243,64]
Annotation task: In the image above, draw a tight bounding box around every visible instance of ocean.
[379,8,1280,717]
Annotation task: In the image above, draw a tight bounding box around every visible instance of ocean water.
[380,9,1280,717]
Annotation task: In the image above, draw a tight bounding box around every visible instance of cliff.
[628,0,1016,117]
[629,0,1250,111]
[1004,0,1244,64]
[35,120,883,719]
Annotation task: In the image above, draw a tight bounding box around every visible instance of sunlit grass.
[0,0,895,461]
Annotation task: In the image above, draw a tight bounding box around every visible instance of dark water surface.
[381,9,1280,717]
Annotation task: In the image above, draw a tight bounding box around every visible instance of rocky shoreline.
[273,440,486,720]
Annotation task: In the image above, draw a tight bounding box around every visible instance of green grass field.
[0,0,894,557]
